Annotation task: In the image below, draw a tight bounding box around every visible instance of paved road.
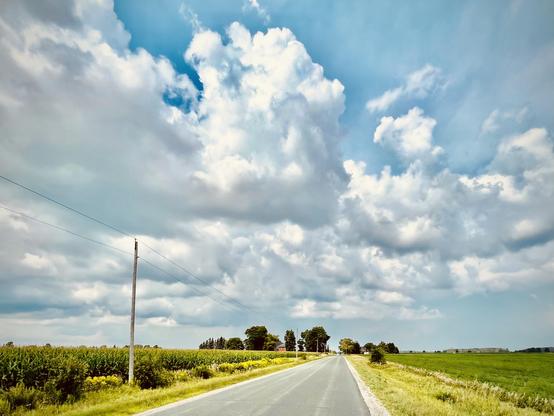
[141,356,370,416]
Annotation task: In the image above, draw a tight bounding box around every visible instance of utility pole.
[295,328,298,359]
[128,239,138,384]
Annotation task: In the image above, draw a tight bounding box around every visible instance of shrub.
[173,370,191,382]
[44,356,88,404]
[370,348,386,364]
[299,353,307,360]
[83,375,123,392]
[3,383,44,411]
[191,365,214,379]
[134,356,173,389]
[435,391,457,403]
[217,363,237,373]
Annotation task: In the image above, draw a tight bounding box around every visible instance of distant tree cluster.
[367,341,399,354]
[300,327,330,352]
[338,338,361,354]
[516,347,554,353]
[338,339,399,354]
[198,337,227,349]
[198,325,330,352]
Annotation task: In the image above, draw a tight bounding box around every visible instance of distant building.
[443,347,509,353]
[275,343,286,352]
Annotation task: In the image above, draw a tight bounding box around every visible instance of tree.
[284,330,296,351]
[385,342,399,354]
[363,342,376,353]
[352,341,361,354]
[264,333,281,351]
[297,338,305,352]
[301,326,330,352]
[244,326,268,350]
[339,338,355,354]
[215,337,226,349]
[225,337,244,350]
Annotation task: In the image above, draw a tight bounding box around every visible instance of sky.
[0,0,553,351]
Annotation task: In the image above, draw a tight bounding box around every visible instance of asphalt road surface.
[140,356,371,416]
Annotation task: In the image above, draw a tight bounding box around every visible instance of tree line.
[338,338,399,354]
[199,325,331,352]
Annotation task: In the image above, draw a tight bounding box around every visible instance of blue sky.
[0,0,553,350]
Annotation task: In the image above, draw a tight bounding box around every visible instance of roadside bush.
[134,356,173,389]
[83,375,123,392]
[3,383,44,411]
[191,365,214,379]
[217,363,237,373]
[370,348,386,364]
[44,356,88,404]
[299,353,307,360]
[173,370,191,382]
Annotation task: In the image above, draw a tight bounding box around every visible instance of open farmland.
[347,355,554,415]
[387,353,554,399]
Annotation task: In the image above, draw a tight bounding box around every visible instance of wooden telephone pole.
[128,239,138,384]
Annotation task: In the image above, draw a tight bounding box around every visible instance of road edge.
[135,357,327,415]
[344,356,390,416]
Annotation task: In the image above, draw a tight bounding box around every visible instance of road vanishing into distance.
[139,356,371,416]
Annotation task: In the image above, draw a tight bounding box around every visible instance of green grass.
[10,357,317,416]
[347,355,553,416]
[387,353,554,399]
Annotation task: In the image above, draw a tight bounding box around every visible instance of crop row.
[0,346,304,391]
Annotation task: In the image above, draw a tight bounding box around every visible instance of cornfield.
[0,346,304,391]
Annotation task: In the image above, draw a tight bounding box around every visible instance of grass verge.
[347,355,553,415]
[11,357,317,416]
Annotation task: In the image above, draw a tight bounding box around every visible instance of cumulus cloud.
[373,107,442,162]
[366,64,443,113]
[0,0,553,348]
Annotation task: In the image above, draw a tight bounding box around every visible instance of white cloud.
[374,107,441,161]
[243,0,271,24]
[179,2,204,33]
[21,253,55,271]
[366,64,442,113]
[480,107,528,135]
[0,0,553,348]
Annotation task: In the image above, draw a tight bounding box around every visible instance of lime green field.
[387,353,554,399]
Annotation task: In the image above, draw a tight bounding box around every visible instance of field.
[387,353,554,399]
[347,354,554,416]
[0,346,313,415]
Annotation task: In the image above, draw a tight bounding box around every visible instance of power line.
[0,204,132,256]
[139,241,251,311]
[0,175,132,237]
[139,257,240,312]
[0,174,249,311]
[0,202,241,312]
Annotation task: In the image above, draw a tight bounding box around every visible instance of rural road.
[139,356,371,416]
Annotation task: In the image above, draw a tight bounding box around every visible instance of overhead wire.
[0,174,249,312]
[0,202,242,312]
[0,203,132,256]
